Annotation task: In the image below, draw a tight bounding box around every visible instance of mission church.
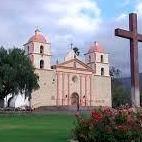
[21,29,111,109]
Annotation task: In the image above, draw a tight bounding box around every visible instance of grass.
[0,112,75,142]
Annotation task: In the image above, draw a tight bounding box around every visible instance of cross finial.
[56,59,59,64]
[70,43,73,49]
[94,41,98,46]
[35,26,40,35]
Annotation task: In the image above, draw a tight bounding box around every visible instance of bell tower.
[85,42,110,76]
[24,29,51,70]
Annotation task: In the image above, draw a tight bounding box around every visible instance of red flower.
[91,111,103,121]
[104,108,113,116]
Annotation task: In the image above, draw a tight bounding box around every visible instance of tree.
[110,66,131,107]
[0,47,39,107]
[110,66,121,79]
[73,47,80,56]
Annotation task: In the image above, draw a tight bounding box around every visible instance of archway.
[40,60,44,69]
[71,92,79,111]
[40,45,44,54]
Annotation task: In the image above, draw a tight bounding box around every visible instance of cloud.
[122,0,131,6]
[135,1,142,15]
[116,13,127,21]
[0,0,101,59]
[97,2,142,77]
[57,0,101,32]
[1,0,142,77]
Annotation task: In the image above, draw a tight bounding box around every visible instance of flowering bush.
[72,107,142,142]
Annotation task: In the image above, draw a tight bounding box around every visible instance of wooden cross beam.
[115,13,142,107]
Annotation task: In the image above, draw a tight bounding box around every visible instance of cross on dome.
[35,28,40,35]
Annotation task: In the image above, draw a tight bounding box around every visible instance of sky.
[0,0,142,76]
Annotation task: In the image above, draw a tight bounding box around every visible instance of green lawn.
[0,113,75,142]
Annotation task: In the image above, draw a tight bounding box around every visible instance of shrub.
[72,107,142,142]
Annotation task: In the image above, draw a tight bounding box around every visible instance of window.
[101,68,104,76]
[40,45,44,54]
[40,60,44,69]
[89,55,91,62]
[27,46,29,54]
[101,55,104,63]
[72,75,78,83]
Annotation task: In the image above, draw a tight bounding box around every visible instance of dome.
[88,41,105,53]
[28,29,47,43]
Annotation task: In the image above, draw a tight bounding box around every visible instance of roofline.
[23,41,51,46]
[84,51,107,55]
[52,58,95,73]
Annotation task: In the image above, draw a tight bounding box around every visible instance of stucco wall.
[33,42,51,55]
[56,71,92,106]
[31,69,56,108]
[95,52,109,76]
[33,54,51,70]
[91,75,112,107]
[31,61,112,108]
[85,52,109,76]
[24,42,52,70]
[95,63,110,76]
[95,52,108,63]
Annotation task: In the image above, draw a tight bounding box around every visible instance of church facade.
[24,29,112,109]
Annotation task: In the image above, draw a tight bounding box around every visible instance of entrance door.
[71,93,79,111]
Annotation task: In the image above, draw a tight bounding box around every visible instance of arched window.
[101,68,104,76]
[101,55,104,63]
[89,55,91,62]
[40,45,44,54]
[40,60,44,69]
[27,46,29,54]
[72,75,78,83]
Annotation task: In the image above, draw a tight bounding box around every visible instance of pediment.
[56,58,94,72]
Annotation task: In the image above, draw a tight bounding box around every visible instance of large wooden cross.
[115,13,142,107]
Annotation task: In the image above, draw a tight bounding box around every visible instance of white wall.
[24,41,52,70]
[31,69,56,108]
[85,52,110,76]
[91,76,112,107]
